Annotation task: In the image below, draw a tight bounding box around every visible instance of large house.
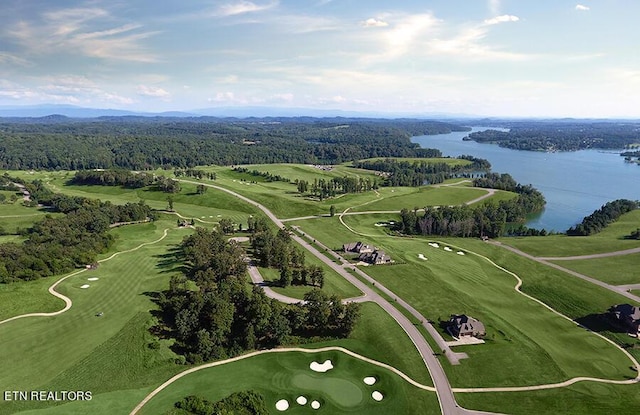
[448,314,486,338]
[343,241,375,254]
[358,250,392,265]
[608,304,640,335]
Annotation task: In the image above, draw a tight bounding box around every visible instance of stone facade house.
[448,314,486,338]
[608,304,640,335]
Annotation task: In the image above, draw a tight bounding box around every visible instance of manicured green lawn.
[500,209,640,257]
[456,382,640,415]
[290,217,636,389]
[0,220,189,415]
[0,277,63,322]
[550,253,640,286]
[351,186,491,211]
[136,350,438,415]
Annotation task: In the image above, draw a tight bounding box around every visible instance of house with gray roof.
[358,249,392,265]
[448,314,486,338]
[343,241,375,254]
[608,304,640,335]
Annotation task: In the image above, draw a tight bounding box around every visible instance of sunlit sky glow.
[1,0,639,117]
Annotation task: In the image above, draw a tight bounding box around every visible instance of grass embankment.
[291,217,636,390]
[499,209,640,257]
[550,253,640,286]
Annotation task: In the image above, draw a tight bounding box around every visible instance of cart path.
[0,228,172,326]
[490,241,640,303]
[538,246,640,261]
[247,264,369,305]
[129,342,637,415]
[177,179,470,415]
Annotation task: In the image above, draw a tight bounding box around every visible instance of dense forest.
[155,227,360,363]
[166,392,268,415]
[352,155,491,186]
[466,122,640,151]
[0,181,153,282]
[567,199,639,236]
[0,118,466,170]
[394,173,546,237]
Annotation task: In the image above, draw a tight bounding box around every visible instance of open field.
[499,209,640,257]
[0,277,63,322]
[457,382,640,415]
[550,253,640,286]
[291,216,637,389]
[350,186,496,211]
[0,202,60,235]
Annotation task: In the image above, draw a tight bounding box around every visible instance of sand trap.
[87,277,99,281]
[374,223,386,227]
[80,284,90,289]
[457,251,465,256]
[296,396,307,405]
[310,359,333,372]
[372,391,383,401]
[444,247,452,252]
[363,376,377,385]
[428,242,439,248]
[217,214,222,217]
[275,399,289,411]
[417,254,428,261]
[311,400,321,409]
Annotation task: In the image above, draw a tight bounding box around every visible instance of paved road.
[178,179,487,415]
[490,241,640,303]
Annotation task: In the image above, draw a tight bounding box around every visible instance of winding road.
[178,179,508,415]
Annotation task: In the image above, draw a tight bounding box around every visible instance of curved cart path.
[0,228,172,326]
[490,241,640,303]
[177,179,475,415]
[247,264,368,305]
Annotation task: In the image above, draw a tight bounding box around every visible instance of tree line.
[567,199,639,236]
[394,174,545,237]
[0,181,153,283]
[295,176,379,200]
[71,170,181,193]
[352,156,491,187]
[166,391,268,415]
[155,227,360,364]
[467,122,640,151]
[0,118,462,170]
[251,224,324,288]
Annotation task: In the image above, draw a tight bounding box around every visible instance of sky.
[1,0,639,117]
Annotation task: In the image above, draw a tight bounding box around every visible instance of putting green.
[291,373,363,407]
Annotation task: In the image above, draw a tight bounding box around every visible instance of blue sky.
[0,0,638,117]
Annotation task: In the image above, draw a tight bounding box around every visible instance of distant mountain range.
[0,104,476,119]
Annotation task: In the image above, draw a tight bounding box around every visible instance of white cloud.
[484,15,520,26]
[6,7,159,62]
[216,1,278,17]
[271,93,294,102]
[575,4,590,11]
[362,18,389,28]
[137,85,171,100]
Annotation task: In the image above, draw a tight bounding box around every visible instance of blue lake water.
[412,128,640,232]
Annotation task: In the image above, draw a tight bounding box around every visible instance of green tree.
[167,195,174,211]
[329,204,336,217]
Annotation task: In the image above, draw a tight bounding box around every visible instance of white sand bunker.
[275,399,289,411]
[417,254,428,261]
[428,242,439,248]
[444,247,452,252]
[310,359,333,372]
[80,284,90,289]
[363,376,377,385]
[372,391,384,401]
[87,277,99,281]
[296,396,307,405]
[374,222,386,227]
[457,251,465,256]
[311,400,321,409]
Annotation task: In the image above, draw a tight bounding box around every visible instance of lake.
[412,128,640,232]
